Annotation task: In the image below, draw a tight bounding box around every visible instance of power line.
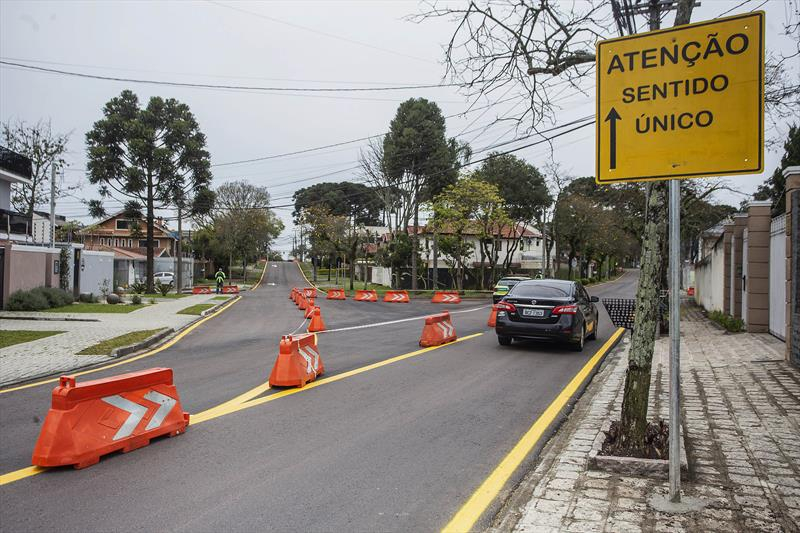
[205,0,436,65]
[0,60,460,93]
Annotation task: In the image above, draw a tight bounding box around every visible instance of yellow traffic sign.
[595,12,764,184]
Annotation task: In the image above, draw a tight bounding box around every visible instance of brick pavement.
[0,294,228,386]
[493,307,799,533]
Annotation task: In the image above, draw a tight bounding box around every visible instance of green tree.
[293,181,382,226]
[212,181,283,282]
[383,98,461,290]
[430,176,508,290]
[2,119,72,227]
[85,90,212,292]
[754,124,799,215]
[474,153,551,276]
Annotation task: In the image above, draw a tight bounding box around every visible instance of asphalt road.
[0,262,638,532]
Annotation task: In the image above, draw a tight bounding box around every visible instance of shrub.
[79,292,95,303]
[6,289,50,311]
[130,281,147,294]
[31,287,73,308]
[707,310,745,332]
[155,280,173,296]
[580,278,591,286]
[131,294,142,305]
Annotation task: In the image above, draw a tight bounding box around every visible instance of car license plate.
[522,308,545,317]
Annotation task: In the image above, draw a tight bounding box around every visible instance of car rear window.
[510,283,571,298]
[498,279,523,288]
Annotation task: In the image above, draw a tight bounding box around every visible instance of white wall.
[0,179,10,210]
[80,250,114,296]
[694,239,725,312]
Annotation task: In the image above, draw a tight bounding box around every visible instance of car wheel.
[497,335,512,346]
[587,317,597,340]
[571,325,585,352]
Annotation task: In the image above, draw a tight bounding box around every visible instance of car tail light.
[496,301,516,313]
[552,304,578,315]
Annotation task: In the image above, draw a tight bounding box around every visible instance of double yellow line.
[0,333,484,486]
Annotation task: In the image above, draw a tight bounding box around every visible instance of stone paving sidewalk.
[0,294,229,386]
[492,307,800,533]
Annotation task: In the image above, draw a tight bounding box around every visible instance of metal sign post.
[669,178,681,501]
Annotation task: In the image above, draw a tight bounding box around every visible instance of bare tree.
[2,119,75,224]
[413,1,611,131]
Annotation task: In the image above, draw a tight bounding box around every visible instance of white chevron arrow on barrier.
[435,321,455,337]
[390,293,404,301]
[442,295,458,302]
[299,345,321,375]
[101,391,177,440]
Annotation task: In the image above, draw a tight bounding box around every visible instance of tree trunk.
[146,172,155,293]
[618,182,667,451]
[432,232,439,290]
[243,257,247,283]
[328,254,332,282]
[176,207,183,294]
[411,178,419,291]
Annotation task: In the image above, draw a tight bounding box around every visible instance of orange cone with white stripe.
[488,305,498,327]
[308,306,326,332]
[304,298,316,318]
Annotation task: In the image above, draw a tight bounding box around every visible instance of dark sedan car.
[494,279,599,351]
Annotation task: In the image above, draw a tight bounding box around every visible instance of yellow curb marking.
[442,327,626,533]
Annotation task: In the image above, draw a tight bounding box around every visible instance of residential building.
[31,210,67,244]
[1,145,33,241]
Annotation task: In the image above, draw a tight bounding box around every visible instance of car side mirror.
[590,296,599,303]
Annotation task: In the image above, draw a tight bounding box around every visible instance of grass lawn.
[211,296,230,301]
[140,293,188,299]
[44,303,148,314]
[0,330,64,349]
[78,329,163,355]
[177,303,216,315]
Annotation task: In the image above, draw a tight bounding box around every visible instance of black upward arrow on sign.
[605,107,621,170]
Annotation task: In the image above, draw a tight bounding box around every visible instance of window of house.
[497,241,502,251]
[536,239,541,247]
[116,219,130,230]
[138,240,148,248]
[128,239,133,247]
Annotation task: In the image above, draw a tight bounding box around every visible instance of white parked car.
[154,272,175,286]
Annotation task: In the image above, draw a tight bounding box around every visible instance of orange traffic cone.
[308,306,326,332]
[488,305,498,327]
[304,298,316,318]
[298,293,307,310]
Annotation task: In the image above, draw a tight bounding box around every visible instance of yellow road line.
[0,296,242,395]
[442,327,626,533]
[249,260,269,291]
[295,260,317,289]
[0,333,483,487]
[194,333,484,422]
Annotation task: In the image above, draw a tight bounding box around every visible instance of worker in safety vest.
[215,268,226,294]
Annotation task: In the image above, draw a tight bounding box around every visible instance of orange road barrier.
[222,285,240,294]
[269,334,325,388]
[432,291,461,304]
[384,290,410,303]
[289,288,297,301]
[419,311,458,347]
[298,293,308,311]
[488,304,499,327]
[31,368,189,469]
[304,298,316,318]
[308,306,326,332]
[687,287,695,296]
[326,288,347,300]
[302,287,316,298]
[192,286,212,294]
[354,290,378,302]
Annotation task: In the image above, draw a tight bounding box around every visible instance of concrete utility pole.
[49,166,56,248]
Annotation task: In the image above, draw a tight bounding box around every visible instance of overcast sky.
[1,0,797,253]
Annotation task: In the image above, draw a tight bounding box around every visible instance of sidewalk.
[492,307,799,533]
[0,294,227,386]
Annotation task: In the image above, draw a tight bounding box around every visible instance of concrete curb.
[0,315,100,322]
[587,419,688,478]
[200,297,236,317]
[110,328,174,358]
[0,295,242,389]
